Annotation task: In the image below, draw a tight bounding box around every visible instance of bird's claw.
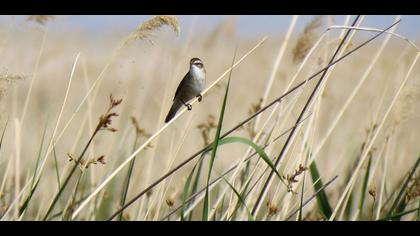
[197,94,202,102]
[186,104,192,110]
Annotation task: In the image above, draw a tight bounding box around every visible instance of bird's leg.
[181,99,192,111]
[196,93,203,102]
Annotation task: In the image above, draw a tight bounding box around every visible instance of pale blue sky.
[2,15,419,39]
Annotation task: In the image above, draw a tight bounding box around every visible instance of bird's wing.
[173,71,190,100]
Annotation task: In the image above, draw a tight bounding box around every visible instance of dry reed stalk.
[309,16,399,166]
[329,52,420,220]
[209,16,355,219]
[313,18,409,219]
[0,158,12,199]
[81,56,98,208]
[8,17,181,217]
[236,32,336,220]
[0,53,81,220]
[39,16,180,177]
[215,91,304,220]
[328,26,419,51]
[154,116,197,220]
[13,119,21,219]
[275,95,321,220]
[362,135,390,219]
[169,113,312,221]
[207,17,319,218]
[71,37,268,219]
[262,19,356,209]
[255,15,298,131]
[44,94,122,220]
[250,15,365,218]
[149,115,195,220]
[235,98,305,221]
[137,76,186,220]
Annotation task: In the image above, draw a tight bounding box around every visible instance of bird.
[165,57,206,123]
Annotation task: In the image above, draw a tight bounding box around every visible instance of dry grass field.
[0,15,419,221]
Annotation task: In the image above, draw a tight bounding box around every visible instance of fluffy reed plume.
[203,16,236,48]
[123,15,180,46]
[26,15,54,25]
[0,72,28,97]
[0,73,27,114]
[292,16,324,63]
[392,83,420,127]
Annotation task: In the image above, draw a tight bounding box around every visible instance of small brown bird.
[165,58,206,123]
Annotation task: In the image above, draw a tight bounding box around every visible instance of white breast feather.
[190,66,206,91]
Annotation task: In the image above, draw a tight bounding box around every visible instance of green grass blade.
[187,155,205,221]
[202,48,238,221]
[118,136,138,221]
[0,118,8,160]
[52,145,61,189]
[358,155,372,219]
[180,170,194,221]
[18,179,40,217]
[309,161,332,219]
[378,207,420,221]
[180,157,201,221]
[18,121,49,217]
[215,137,284,182]
[202,76,231,221]
[387,156,420,218]
[222,177,254,221]
[228,171,253,221]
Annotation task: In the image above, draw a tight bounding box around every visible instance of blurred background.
[0,15,419,39]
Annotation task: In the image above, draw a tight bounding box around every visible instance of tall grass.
[0,15,419,221]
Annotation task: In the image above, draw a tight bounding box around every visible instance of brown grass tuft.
[284,164,307,193]
[292,16,324,63]
[266,196,279,218]
[68,153,106,169]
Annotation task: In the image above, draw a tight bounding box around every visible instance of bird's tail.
[165,99,183,123]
